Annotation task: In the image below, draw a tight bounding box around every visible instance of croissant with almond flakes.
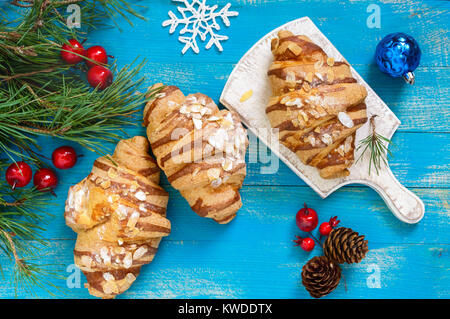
[143,84,248,224]
[64,136,170,298]
[266,30,368,179]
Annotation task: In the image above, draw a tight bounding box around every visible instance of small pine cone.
[323,227,369,264]
[301,256,341,298]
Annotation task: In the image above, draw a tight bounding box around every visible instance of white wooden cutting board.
[220,17,424,224]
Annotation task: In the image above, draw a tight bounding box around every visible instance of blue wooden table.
[1,0,449,299]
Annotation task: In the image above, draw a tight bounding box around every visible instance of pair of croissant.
[65,85,248,298]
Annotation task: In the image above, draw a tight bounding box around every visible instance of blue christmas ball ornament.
[375,32,421,84]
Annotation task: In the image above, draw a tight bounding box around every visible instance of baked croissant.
[143,84,248,224]
[64,136,170,298]
[266,31,368,179]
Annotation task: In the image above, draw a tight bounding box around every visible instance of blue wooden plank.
[0,0,449,300]
[0,240,448,298]
[92,0,450,66]
[28,184,450,244]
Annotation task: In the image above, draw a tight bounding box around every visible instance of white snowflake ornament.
[162,0,239,54]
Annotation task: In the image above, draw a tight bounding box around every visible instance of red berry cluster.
[4,146,79,194]
[61,39,113,90]
[294,203,340,252]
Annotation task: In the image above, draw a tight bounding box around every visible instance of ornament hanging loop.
[403,72,415,85]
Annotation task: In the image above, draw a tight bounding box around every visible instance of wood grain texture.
[0,0,448,298]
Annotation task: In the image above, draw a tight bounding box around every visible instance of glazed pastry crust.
[143,84,248,224]
[267,31,368,179]
[65,136,170,298]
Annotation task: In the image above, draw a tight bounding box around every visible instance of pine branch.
[356,115,393,175]
[0,0,150,161]
[0,0,151,296]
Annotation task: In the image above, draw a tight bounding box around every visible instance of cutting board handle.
[361,166,425,224]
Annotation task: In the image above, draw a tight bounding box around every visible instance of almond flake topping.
[211,177,222,188]
[192,167,201,177]
[193,118,203,130]
[107,168,118,179]
[190,104,202,113]
[337,144,345,156]
[327,57,335,66]
[207,168,221,180]
[302,82,311,92]
[222,158,233,171]
[285,98,303,108]
[123,252,133,269]
[100,180,111,189]
[100,247,111,265]
[186,96,197,103]
[321,133,333,145]
[344,136,353,153]
[134,190,146,201]
[287,43,302,56]
[314,59,324,69]
[179,105,188,114]
[207,116,220,121]
[127,211,140,228]
[327,69,335,82]
[309,109,321,119]
[299,110,308,122]
[133,247,148,259]
[240,89,253,102]
[81,255,93,268]
[338,112,354,128]
[285,71,296,82]
[103,272,115,282]
[117,204,128,220]
[125,273,136,283]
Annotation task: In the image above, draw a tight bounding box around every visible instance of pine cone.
[302,256,341,298]
[323,227,369,264]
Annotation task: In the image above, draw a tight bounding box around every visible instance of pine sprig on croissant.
[267,31,368,179]
[65,136,170,298]
[143,84,248,224]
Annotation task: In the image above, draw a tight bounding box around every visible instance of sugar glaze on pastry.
[143,84,248,224]
[266,30,368,179]
[65,136,170,298]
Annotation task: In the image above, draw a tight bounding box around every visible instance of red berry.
[85,45,108,68]
[5,161,32,189]
[33,168,58,190]
[295,203,318,232]
[87,65,113,90]
[61,39,85,64]
[319,222,333,236]
[319,216,340,236]
[52,146,78,169]
[294,236,315,252]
